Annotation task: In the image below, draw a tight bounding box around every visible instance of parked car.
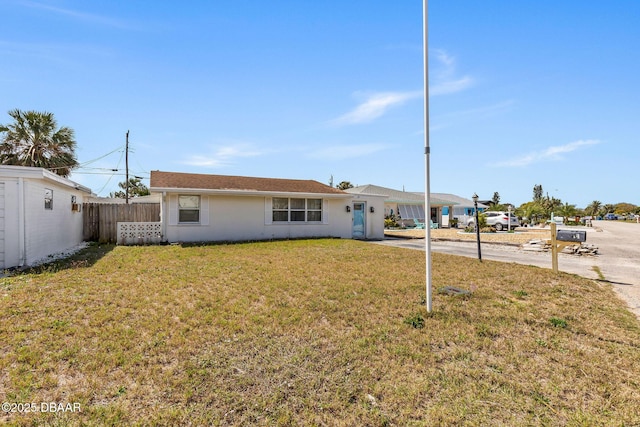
[467,211,519,231]
[604,213,618,220]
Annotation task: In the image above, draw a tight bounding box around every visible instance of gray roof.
[346,185,457,206]
[431,193,489,208]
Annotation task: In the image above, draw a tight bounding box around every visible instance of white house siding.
[0,182,5,268]
[163,194,353,243]
[0,178,20,268]
[0,166,91,269]
[22,180,86,265]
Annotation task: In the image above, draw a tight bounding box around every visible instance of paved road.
[374,220,640,319]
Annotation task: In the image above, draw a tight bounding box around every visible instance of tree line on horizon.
[488,185,639,224]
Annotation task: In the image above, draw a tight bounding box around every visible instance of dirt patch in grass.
[1,240,639,425]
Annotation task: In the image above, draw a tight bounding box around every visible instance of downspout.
[18,177,26,266]
[161,191,167,242]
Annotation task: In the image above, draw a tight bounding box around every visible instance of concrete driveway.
[374,220,640,319]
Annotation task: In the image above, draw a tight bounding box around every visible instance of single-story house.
[431,193,488,228]
[0,165,92,269]
[149,171,385,243]
[345,184,457,228]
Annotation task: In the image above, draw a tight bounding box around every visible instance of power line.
[95,145,126,195]
[78,145,124,167]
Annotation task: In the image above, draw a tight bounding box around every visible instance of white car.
[467,211,519,231]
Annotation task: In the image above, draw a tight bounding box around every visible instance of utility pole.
[125,130,130,205]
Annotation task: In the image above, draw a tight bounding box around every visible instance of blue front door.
[352,203,365,238]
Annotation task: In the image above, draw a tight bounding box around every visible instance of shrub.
[550,317,568,328]
[384,218,397,228]
[404,312,425,329]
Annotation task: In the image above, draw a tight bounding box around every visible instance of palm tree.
[516,201,544,226]
[0,109,78,177]
[336,181,354,190]
[110,177,150,199]
[585,200,601,217]
[602,204,615,217]
[557,202,577,223]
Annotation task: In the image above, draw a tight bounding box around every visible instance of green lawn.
[1,239,639,426]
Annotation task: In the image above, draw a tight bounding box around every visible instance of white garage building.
[0,165,92,269]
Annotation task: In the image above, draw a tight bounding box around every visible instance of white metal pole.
[423,0,432,312]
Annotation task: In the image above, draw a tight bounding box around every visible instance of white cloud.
[19,0,134,29]
[494,139,601,167]
[308,143,389,160]
[430,100,515,131]
[182,143,264,168]
[330,91,422,126]
[430,49,474,95]
[329,49,471,126]
[430,76,474,96]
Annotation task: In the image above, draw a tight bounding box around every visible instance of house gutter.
[17,177,26,266]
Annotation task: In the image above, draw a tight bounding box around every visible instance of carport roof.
[346,184,457,206]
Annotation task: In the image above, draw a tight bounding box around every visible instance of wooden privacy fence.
[83,203,161,243]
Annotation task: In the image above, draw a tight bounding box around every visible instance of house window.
[307,198,322,222]
[44,188,53,210]
[178,195,200,223]
[290,198,305,221]
[272,197,322,222]
[272,197,289,222]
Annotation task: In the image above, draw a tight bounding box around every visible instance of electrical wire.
[95,146,125,195]
[78,145,124,167]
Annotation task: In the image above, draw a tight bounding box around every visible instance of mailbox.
[556,229,586,243]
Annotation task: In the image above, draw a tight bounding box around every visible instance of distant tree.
[533,184,543,202]
[491,192,501,206]
[585,200,602,217]
[516,201,544,225]
[602,204,615,215]
[614,202,637,215]
[0,109,78,177]
[337,181,354,190]
[541,196,562,219]
[110,177,150,199]
[557,203,577,223]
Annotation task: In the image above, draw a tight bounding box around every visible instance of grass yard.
[1,239,639,426]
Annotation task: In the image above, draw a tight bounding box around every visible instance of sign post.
[550,223,587,273]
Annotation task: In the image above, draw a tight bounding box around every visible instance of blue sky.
[1,1,638,208]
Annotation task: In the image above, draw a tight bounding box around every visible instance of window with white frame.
[272,197,322,222]
[44,188,53,210]
[307,198,322,222]
[178,195,200,223]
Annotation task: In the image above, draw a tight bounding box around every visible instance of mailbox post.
[550,223,587,273]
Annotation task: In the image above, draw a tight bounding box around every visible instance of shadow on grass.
[7,242,116,276]
[176,236,343,248]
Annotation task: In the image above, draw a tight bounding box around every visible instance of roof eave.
[150,187,352,198]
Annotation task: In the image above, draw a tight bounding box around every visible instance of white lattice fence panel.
[117,222,162,245]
